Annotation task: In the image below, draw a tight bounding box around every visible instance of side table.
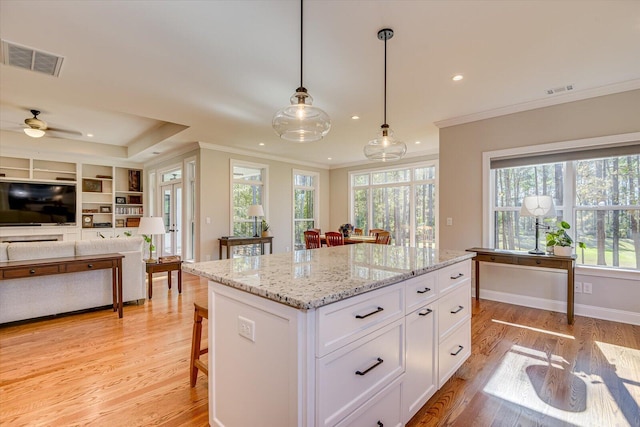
[146,260,183,299]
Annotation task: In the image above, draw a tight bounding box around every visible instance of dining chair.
[311,228,321,235]
[375,231,391,245]
[325,231,344,247]
[304,230,321,249]
[369,228,385,236]
[353,228,363,236]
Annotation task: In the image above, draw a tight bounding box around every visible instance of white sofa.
[0,237,145,324]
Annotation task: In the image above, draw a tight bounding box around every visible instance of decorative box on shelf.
[126,217,141,227]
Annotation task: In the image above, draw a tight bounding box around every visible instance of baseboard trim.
[477,289,640,326]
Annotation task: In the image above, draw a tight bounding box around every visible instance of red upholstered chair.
[325,231,344,247]
[304,230,321,249]
[375,231,391,245]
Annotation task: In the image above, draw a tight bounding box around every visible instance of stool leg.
[190,306,203,387]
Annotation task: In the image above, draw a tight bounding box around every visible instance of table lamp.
[247,204,264,237]
[520,195,556,255]
[137,216,166,262]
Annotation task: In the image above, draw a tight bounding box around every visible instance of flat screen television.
[0,181,77,226]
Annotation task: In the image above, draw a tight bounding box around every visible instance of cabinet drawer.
[65,259,115,273]
[438,320,471,388]
[316,285,404,357]
[317,319,404,427]
[405,272,437,313]
[438,283,470,339]
[335,377,403,427]
[1,264,61,279]
[438,260,471,295]
[475,253,516,264]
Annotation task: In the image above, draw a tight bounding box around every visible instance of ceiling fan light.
[364,124,407,161]
[273,88,331,143]
[24,128,45,138]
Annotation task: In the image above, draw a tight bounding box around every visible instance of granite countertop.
[183,245,476,310]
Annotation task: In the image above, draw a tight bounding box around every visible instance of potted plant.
[546,220,573,256]
[261,219,271,237]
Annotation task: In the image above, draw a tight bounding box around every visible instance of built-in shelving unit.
[0,157,76,182]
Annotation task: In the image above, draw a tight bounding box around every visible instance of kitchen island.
[183,244,475,427]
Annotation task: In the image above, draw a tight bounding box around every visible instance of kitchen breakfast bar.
[183,245,475,427]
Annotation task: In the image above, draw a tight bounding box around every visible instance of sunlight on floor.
[491,318,575,339]
[483,344,632,426]
[596,341,640,406]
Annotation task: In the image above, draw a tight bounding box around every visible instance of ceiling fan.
[22,109,82,138]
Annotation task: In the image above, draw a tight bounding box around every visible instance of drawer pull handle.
[416,287,431,294]
[377,422,383,427]
[450,305,464,314]
[451,345,464,356]
[536,259,542,264]
[418,308,433,316]
[87,264,93,269]
[355,306,384,319]
[29,269,36,275]
[355,357,384,376]
[490,256,496,261]
[450,273,464,279]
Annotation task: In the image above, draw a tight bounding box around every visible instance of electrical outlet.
[286,246,290,252]
[583,282,593,294]
[574,282,582,293]
[205,254,211,261]
[446,217,453,226]
[238,316,255,342]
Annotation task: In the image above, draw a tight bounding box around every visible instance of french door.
[160,181,182,257]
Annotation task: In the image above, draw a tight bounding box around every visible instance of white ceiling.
[1,0,639,167]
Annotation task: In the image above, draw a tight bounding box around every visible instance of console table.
[146,260,182,299]
[218,236,273,260]
[0,253,124,318]
[467,248,576,324]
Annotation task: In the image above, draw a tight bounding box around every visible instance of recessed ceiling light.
[259,142,265,146]
[452,74,464,81]
[351,115,359,120]
[327,157,332,160]
[415,141,421,145]
[86,133,94,137]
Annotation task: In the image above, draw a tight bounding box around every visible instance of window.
[293,170,318,250]
[231,161,267,256]
[489,141,640,270]
[350,162,438,247]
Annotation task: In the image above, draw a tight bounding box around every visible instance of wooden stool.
[190,301,209,387]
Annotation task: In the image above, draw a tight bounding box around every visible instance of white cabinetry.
[207,259,472,427]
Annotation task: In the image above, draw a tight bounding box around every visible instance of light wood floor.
[1,273,639,427]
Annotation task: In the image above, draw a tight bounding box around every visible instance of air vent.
[1,40,64,77]
[546,85,574,95]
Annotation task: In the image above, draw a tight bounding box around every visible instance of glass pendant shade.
[273,87,331,143]
[364,124,407,161]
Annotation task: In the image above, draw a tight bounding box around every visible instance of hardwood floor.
[1,273,638,426]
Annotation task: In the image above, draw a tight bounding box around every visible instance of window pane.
[353,173,369,186]
[495,211,563,251]
[494,163,564,207]
[372,169,410,185]
[415,166,435,181]
[576,209,640,269]
[234,166,262,182]
[576,155,640,206]
[162,170,181,182]
[294,189,315,219]
[415,183,436,248]
[372,186,410,245]
[353,188,369,231]
[294,174,315,187]
[294,220,315,250]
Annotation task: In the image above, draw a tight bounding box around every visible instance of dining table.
[320,234,376,245]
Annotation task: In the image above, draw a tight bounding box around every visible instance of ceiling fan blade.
[46,126,84,137]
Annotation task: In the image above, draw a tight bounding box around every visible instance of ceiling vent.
[546,84,574,95]
[1,40,64,77]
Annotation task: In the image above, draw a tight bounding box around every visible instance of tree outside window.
[293,171,318,250]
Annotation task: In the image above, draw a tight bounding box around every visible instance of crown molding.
[435,79,640,129]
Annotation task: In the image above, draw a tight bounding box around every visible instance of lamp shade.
[137,217,166,235]
[520,195,556,217]
[247,205,264,217]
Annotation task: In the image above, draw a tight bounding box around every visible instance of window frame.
[483,131,640,278]
[292,169,320,251]
[348,160,438,248]
[230,159,268,237]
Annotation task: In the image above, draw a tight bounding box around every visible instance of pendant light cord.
[300,0,304,89]
[383,34,387,125]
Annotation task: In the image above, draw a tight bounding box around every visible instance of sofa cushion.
[0,243,8,261]
[8,241,76,261]
[75,237,144,256]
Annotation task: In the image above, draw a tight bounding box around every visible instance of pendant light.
[272,0,331,143]
[364,28,407,161]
